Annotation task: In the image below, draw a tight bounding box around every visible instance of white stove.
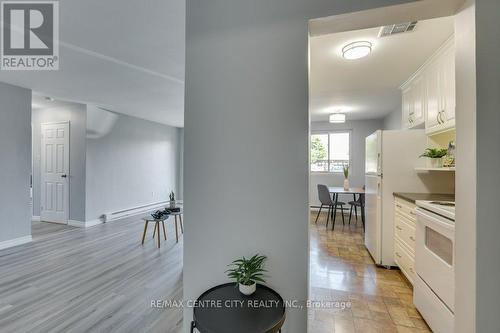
[416,200,455,221]
[414,199,456,333]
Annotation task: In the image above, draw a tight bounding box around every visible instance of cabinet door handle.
[440,110,446,124]
[396,226,403,231]
[410,211,416,216]
[437,112,442,124]
[396,204,402,209]
[396,252,402,258]
[410,236,415,241]
[409,267,415,273]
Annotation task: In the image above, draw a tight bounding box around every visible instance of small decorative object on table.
[343,165,350,190]
[419,148,448,168]
[151,210,166,220]
[226,254,267,296]
[169,191,176,208]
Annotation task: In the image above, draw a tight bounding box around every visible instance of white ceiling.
[32,94,83,111]
[309,16,454,122]
[0,0,185,127]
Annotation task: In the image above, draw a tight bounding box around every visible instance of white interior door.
[41,122,70,224]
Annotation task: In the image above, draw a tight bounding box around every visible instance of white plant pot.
[169,201,176,208]
[427,158,443,168]
[343,179,350,191]
[239,282,256,295]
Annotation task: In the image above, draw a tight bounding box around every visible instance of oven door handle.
[416,208,455,232]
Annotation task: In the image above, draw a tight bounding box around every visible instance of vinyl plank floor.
[0,217,183,333]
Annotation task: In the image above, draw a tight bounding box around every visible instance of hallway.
[308,211,431,333]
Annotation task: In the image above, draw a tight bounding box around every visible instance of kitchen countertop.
[393,192,455,203]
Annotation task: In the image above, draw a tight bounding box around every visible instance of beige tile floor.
[308,210,431,333]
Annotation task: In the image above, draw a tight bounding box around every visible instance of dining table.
[328,186,366,230]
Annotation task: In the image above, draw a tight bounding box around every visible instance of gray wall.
[310,120,383,206]
[0,82,31,243]
[475,0,500,331]
[32,103,87,222]
[383,109,402,130]
[183,0,410,331]
[85,113,181,222]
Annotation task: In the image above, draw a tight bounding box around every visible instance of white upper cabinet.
[425,60,441,130]
[440,45,456,125]
[411,74,426,127]
[402,86,412,128]
[427,39,455,134]
[401,73,425,129]
[400,37,455,135]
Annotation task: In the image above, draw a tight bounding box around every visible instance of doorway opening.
[307,3,463,332]
[31,94,86,231]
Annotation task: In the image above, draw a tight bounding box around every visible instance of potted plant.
[419,148,448,168]
[226,254,267,295]
[343,165,350,190]
[169,191,176,208]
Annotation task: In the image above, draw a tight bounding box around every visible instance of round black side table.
[191,283,286,333]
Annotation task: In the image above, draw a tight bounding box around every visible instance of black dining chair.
[331,193,346,229]
[315,184,345,230]
[348,186,365,228]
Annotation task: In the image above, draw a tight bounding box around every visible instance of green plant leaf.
[226,253,268,285]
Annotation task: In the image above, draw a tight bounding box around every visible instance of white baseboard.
[68,219,103,228]
[0,235,32,250]
[32,216,41,222]
[103,201,170,222]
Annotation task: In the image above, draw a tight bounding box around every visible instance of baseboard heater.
[102,201,169,222]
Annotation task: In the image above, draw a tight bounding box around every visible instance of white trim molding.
[103,201,170,222]
[0,235,32,250]
[68,220,103,228]
[32,216,41,222]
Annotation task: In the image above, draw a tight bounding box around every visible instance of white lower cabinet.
[394,197,416,285]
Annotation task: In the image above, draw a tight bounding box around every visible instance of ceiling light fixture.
[45,96,55,102]
[329,113,346,123]
[342,41,372,60]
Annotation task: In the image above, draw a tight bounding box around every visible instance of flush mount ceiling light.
[342,41,372,60]
[329,113,346,123]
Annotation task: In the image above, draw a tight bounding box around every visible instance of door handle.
[61,174,67,178]
[437,112,442,124]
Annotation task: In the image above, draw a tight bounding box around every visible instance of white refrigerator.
[364,129,450,267]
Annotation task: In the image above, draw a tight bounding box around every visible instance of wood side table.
[141,216,168,248]
[168,210,183,243]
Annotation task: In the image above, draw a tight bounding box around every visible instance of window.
[310,132,350,172]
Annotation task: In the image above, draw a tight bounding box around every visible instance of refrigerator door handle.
[377,153,381,174]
